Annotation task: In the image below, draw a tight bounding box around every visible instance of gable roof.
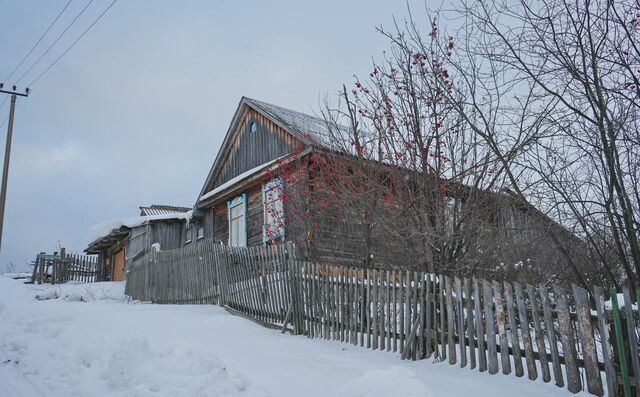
[243,98,350,149]
[196,97,350,202]
[139,204,192,216]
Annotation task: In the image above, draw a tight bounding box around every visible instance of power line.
[4,0,74,83]
[28,0,118,88]
[15,0,96,85]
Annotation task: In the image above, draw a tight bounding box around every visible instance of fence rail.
[31,249,100,284]
[125,240,640,397]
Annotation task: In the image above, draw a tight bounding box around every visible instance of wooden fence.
[125,240,640,397]
[31,248,100,284]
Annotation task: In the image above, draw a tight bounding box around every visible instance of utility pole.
[0,84,29,251]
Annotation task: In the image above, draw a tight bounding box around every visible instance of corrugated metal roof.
[139,205,192,216]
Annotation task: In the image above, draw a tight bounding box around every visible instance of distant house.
[85,205,191,281]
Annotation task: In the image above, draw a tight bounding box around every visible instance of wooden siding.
[207,108,299,191]
[207,183,265,246]
[246,186,264,246]
[150,221,183,250]
[123,221,184,271]
[212,203,228,243]
[126,225,149,263]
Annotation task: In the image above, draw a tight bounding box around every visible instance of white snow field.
[0,276,589,397]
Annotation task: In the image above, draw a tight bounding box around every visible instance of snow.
[605,293,638,310]
[0,276,591,397]
[88,211,193,243]
[199,158,281,203]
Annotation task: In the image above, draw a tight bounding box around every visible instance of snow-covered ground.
[0,276,590,397]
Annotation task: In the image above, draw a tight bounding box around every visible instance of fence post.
[60,248,66,284]
[286,241,304,335]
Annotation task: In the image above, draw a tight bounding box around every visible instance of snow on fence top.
[88,211,193,243]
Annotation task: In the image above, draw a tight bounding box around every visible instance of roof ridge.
[243,97,325,122]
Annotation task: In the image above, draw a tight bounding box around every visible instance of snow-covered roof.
[87,211,193,246]
[197,97,353,202]
[199,158,280,203]
[245,98,352,151]
[139,204,192,216]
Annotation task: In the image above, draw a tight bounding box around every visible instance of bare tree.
[425,0,640,289]
[274,20,562,283]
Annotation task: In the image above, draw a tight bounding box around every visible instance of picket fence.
[31,249,100,284]
[125,239,640,397]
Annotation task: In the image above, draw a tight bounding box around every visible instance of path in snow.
[0,276,590,397]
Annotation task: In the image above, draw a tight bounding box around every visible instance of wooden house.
[192,97,581,279]
[86,97,579,281]
[85,205,191,281]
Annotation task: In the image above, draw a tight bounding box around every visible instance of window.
[263,178,285,242]
[185,224,192,244]
[228,194,247,247]
[250,121,258,134]
[197,225,204,240]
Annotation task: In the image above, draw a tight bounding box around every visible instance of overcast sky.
[0,0,430,270]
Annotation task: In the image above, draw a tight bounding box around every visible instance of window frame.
[228,194,247,247]
[196,224,204,240]
[185,223,193,245]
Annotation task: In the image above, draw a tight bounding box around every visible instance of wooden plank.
[399,271,406,353]
[324,264,331,341]
[455,276,466,368]
[311,263,321,338]
[366,269,372,348]
[350,267,357,344]
[515,282,537,381]
[592,287,614,396]
[372,269,379,350]
[347,267,353,343]
[539,284,563,387]
[390,270,396,352]
[425,273,433,358]
[622,288,640,396]
[440,275,447,361]
[445,275,456,365]
[418,272,426,359]
[504,281,524,377]
[552,285,581,394]
[386,270,391,352]
[526,283,550,383]
[411,271,419,360]
[492,281,511,375]
[610,288,632,397]
[303,262,312,336]
[483,280,498,375]
[359,267,365,347]
[379,270,386,351]
[465,278,476,369]
[572,284,603,396]
[405,272,412,359]
[474,278,486,372]
[343,267,349,343]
